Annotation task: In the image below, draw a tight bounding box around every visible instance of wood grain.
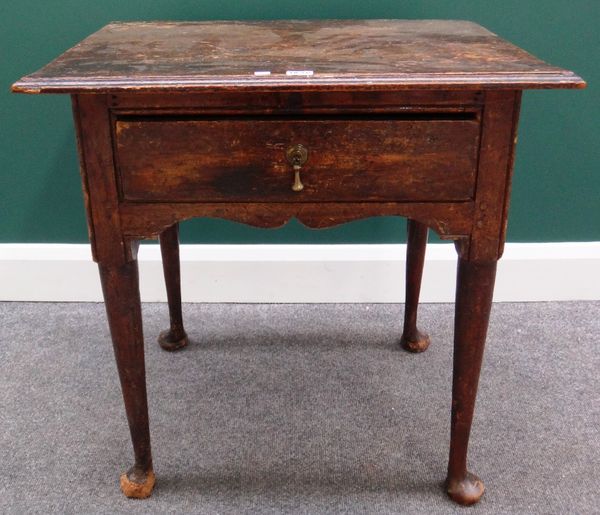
[114,114,480,203]
[12,20,585,93]
[117,201,475,241]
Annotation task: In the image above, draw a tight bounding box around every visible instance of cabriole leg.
[158,223,189,351]
[99,259,155,499]
[400,219,430,352]
[446,258,497,506]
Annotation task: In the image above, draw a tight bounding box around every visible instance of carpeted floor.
[0,302,598,514]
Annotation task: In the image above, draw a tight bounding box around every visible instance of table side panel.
[468,90,522,261]
[73,94,130,265]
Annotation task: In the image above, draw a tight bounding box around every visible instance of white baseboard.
[0,243,598,303]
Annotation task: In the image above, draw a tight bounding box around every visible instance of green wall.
[2,1,598,244]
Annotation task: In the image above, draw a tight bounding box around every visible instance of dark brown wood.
[498,93,523,259]
[446,258,497,505]
[158,224,188,351]
[400,219,430,352]
[109,90,485,112]
[115,115,480,203]
[98,259,155,498]
[118,201,474,241]
[71,96,97,260]
[72,94,130,264]
[469,90,523,261]
[12,20,585,505]
[12,20,585,94]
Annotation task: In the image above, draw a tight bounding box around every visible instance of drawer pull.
[286,144,308,192]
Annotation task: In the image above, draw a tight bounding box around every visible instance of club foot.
[400,329,431,353]
[446,472,485,506]
[120,467,156,499]
[158,329,189,351]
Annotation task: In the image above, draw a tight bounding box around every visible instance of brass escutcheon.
[286,144,308,192]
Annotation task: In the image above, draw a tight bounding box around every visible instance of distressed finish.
[12,20,584,506]
[115,115,480,202]
[12,20,584,93]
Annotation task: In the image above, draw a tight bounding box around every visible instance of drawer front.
[115,115,480,202]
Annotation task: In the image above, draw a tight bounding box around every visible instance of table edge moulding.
[12,19,585,506]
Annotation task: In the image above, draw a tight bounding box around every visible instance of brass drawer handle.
[286,144,308,192]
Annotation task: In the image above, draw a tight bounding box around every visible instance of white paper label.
[286,70,314,77]
[253,71,271,76]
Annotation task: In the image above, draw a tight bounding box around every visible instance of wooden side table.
[13,20,584,505]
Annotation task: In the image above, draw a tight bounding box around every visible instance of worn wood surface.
[12,20,585,93]
[118,201,475,241]
[115,115,480,203]
[468,90,522,261]
[12,19,586,506]
[72,94,129,265]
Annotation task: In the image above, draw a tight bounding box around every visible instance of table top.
[12,20,585,94]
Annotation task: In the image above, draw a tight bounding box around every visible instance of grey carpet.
[0,302,598,514]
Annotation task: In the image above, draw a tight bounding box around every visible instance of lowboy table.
[13,20,584,505]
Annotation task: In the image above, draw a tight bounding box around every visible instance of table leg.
[99,259,155,499]
[446,257,497,505]
[158,223,189,351]
[400,219,430,352]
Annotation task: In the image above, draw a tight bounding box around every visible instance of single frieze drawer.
[114,114,480,203]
